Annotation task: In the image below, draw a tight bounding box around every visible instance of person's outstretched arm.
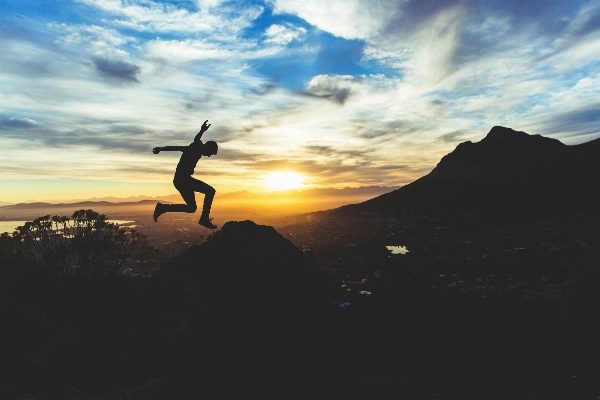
[194,120,211,142]
[152,146,187,154]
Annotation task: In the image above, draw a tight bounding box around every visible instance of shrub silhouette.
[7,209,152,276]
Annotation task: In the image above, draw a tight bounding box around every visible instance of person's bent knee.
[186,204,198,213]
[206,186,216,197]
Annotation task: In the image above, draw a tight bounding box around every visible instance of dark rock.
[154,220,326,314]
[63,379,166,400]
[17,394,52,400]
[149,220,329,397]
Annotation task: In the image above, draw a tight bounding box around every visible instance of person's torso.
[175,141,203,176]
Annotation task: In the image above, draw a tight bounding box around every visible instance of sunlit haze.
[263,171,306,191]
[1,0,599,203]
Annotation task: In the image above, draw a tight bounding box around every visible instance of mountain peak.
[479,126,564,149]
[219,220,282,242]
[483,126,529,140]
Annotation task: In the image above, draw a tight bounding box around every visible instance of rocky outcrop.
[154,220,326,315]
[148,220,329,397]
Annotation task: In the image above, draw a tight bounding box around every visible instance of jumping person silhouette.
[152,120,218,229]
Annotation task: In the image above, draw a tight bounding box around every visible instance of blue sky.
[1,0,599,202]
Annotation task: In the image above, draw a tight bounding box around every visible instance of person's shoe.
[198,216,217,229]
[153,202,165,222]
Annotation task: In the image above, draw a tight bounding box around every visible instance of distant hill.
[0,200,158,210]
[337,126,600,218]
[155,186,399,202]
[1,186,398,206]
[0,200,159,221]
[0,186,398,219]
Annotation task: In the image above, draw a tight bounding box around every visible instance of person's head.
[203,140,218,157]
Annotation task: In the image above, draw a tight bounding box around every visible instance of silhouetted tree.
[10,209,152,276]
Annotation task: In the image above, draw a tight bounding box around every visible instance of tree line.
[0,209,156,277]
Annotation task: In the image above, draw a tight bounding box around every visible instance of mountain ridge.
[0,186,399,209]
[335,126,600,218]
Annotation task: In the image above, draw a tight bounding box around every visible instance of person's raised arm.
[194,120,211,142]
[152,146,187,154]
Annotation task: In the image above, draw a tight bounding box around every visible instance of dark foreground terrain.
[2,219,599,399]
[3,126,599,399]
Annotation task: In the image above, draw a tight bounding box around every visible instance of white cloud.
[145,39,240,62]
[76,0,262,36]
[388,5,466,90]
[143,38,282,64]
[270,0,399,40]
[53,23,135,59]
[55,23,131,47]
[264,24,307,45]
[547,32,600,72]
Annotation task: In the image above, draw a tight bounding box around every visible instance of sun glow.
[263,171,306,191]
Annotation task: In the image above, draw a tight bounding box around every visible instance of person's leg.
[187,178,217,228]
[169,177,198,212]
[153,177,197,221]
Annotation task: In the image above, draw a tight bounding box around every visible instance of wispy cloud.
[0,117,37,128]
[264,23,307,45]
[76,0,261,35]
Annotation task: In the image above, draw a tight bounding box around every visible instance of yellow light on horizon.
[263,171,306,191]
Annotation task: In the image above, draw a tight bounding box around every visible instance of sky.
[1,0,600,203]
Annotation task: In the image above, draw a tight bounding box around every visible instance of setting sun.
[263,171,306,191]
